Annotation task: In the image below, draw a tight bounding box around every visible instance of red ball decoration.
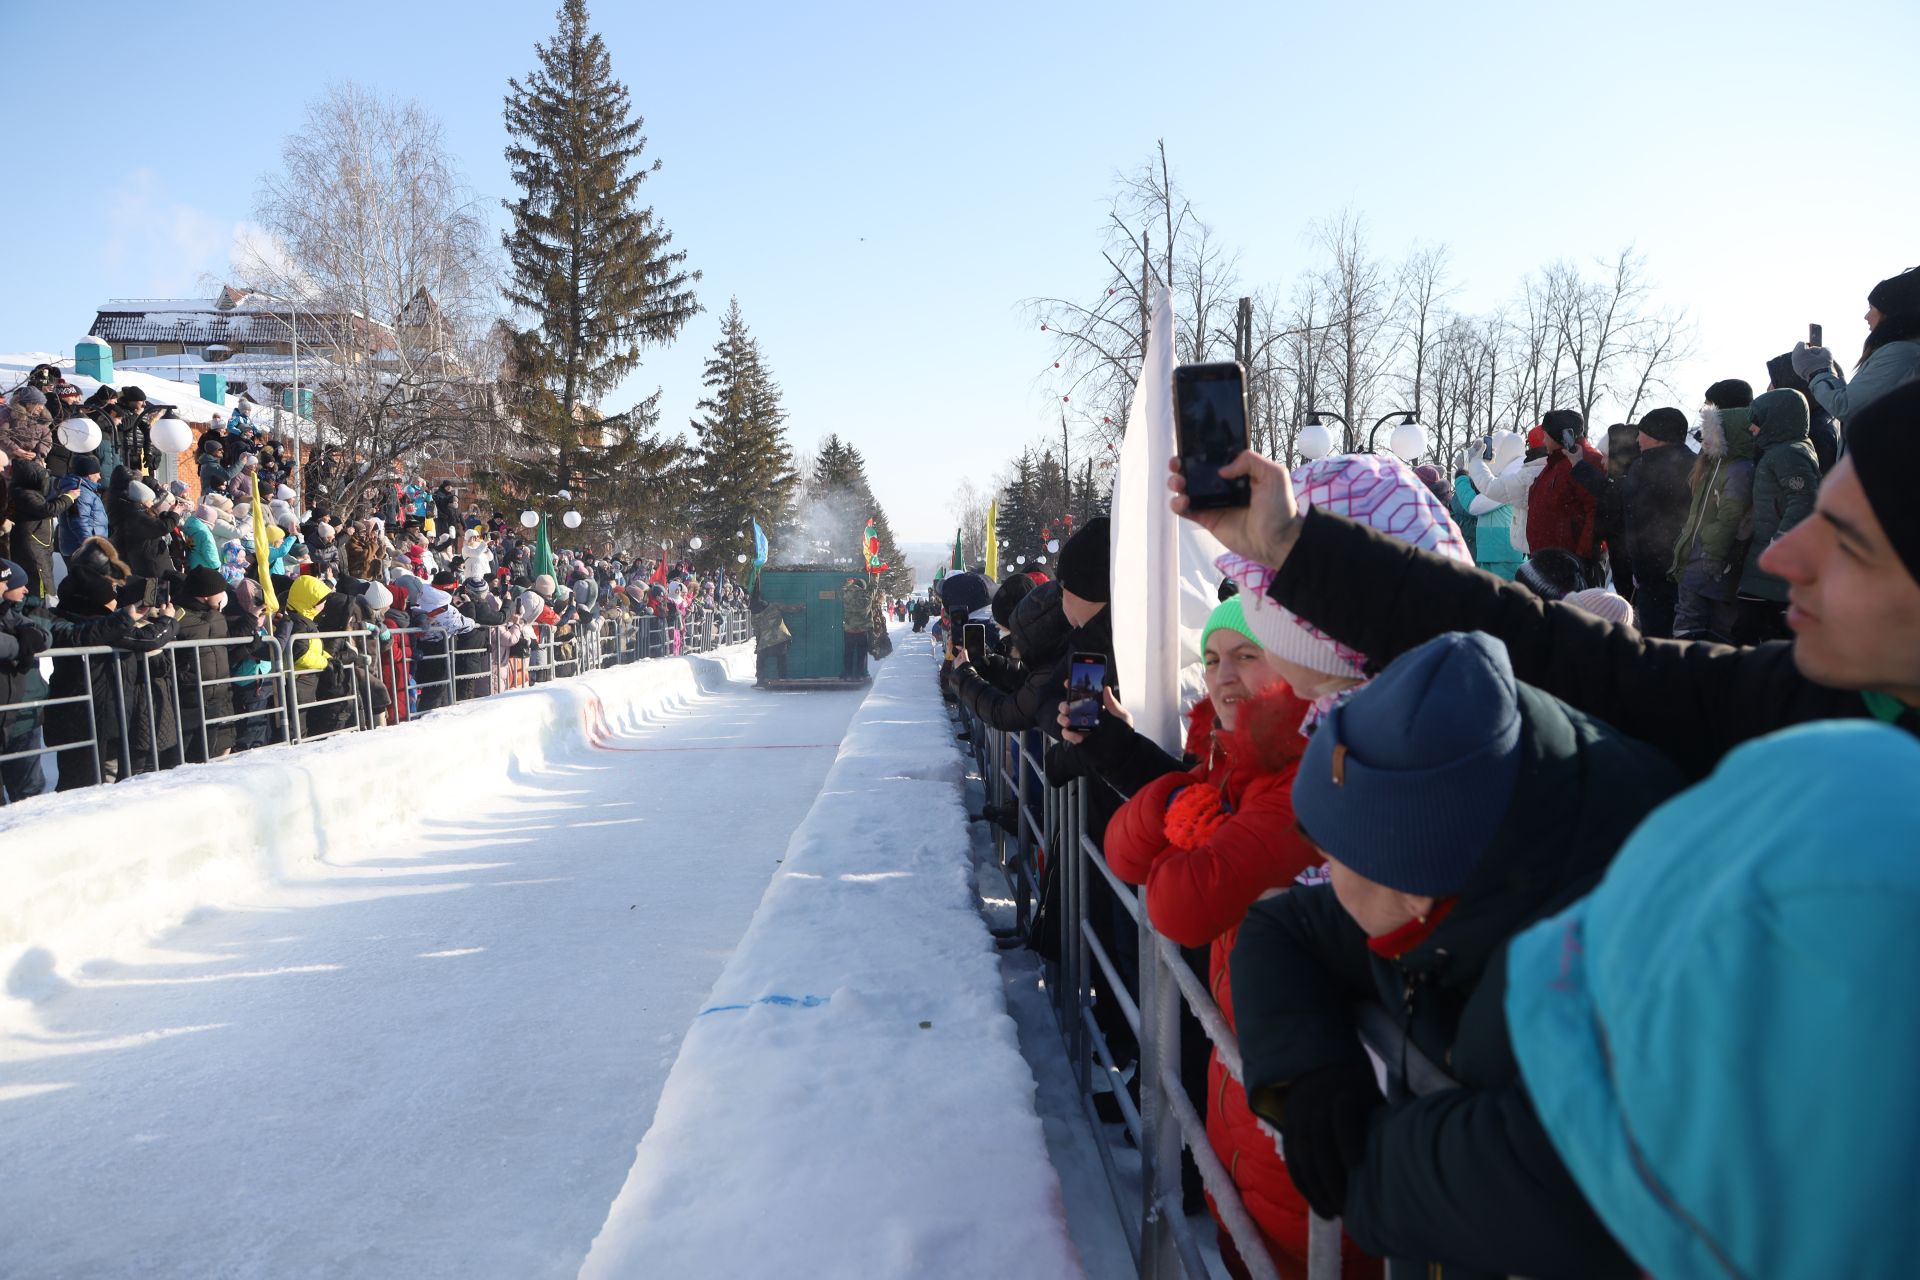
[1062,395,1070,402]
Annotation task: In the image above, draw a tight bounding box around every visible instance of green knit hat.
[1200,595,1262,656]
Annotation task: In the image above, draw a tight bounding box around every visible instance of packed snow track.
[0,649,867,1278]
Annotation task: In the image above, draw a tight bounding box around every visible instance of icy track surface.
[0,653,866,1278]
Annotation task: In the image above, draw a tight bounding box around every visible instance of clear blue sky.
[2,0,1913,543]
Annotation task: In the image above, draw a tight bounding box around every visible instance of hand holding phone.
[1173,362,1252,510]
[1809,323,1823,348]
[1065,652,1107,731]
[963,622,987,664]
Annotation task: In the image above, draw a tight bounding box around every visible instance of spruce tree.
[499,0,699,540]
[690,298,799,572]
[797,433,912,595]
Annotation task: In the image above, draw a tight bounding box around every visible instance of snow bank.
[0,648,754,1022]
[578,631,1082,1280]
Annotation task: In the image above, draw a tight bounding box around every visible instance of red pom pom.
[1063,395,1070,402]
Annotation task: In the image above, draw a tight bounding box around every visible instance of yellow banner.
[984,499,998,580]
[249,475,281,615]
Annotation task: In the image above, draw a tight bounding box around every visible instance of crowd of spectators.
[0,364,747,803]
[933,263,1920,1278]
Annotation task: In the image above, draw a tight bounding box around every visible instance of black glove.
[14,624,50,662]
[1278,1059,1385,1220]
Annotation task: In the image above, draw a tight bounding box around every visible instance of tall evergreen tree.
[499,0,699,540]
[796,433,912,595]
[690,298,799,572]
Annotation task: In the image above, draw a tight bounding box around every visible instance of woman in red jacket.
[1104,596,1378,1280]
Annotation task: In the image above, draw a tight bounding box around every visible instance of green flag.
[532,514,556,581]
[952,528,964,571]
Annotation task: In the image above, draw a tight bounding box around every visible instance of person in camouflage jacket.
[840,576,871,678]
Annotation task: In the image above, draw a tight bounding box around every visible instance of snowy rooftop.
[1,351,305,430]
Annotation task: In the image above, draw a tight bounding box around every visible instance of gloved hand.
[1790,341,1833,382]
[1278,1059,1384,1220]
[15,624,50,662]
[1453,448,1469,473]
[1559,427,1583,455]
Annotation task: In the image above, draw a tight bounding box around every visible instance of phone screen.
[963,622,987,662]
[1066,653,1106,730]
[1173,363,1251,509]
[1809,323,1823,348]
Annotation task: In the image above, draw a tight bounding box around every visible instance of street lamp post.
[1300,409,1349,462]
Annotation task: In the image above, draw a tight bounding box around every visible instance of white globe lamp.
[150,415,193,455]
[519,510,540,529]
[562,510,582,529]
[689,536,704,551]
[1297,421,1335,461]
[1389,418,1428,464]
[57,416,101,454]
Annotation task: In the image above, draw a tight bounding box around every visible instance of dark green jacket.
[1669,406,1756,581]
[1230,687,1685,1278]
[1738,389,1821,602]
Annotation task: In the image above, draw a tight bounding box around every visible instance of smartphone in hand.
[1809,322,1823,348]
[963,622,987,664]
[1066,651,1107,731]
[1172,362,1252,510]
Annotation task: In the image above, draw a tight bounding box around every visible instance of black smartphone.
[1809,323,1823,348]
[1066,652,1106,730]
[155,578,172,607]
[963,622,987,663]
[1172,361,1252,510]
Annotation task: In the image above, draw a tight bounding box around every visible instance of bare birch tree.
[239,82,501,514]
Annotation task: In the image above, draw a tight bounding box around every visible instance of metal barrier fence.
[964,705,1461,1280]
[1,606,749,804]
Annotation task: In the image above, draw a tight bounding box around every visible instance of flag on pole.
[984,500,999,580]
[951,528,964,571]
[1111,287,1226,755]
[862,520,889,574]
[750,519,769,591]
[248,475,280,615]
[531,514,556,582]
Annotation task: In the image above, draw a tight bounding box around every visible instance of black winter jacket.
[1618,442,1694,571]
[6,458,73,596]
[1231,687,1685,1278]
[951,582,1074,733]
[172,598,235,758]
[1268,508,1919,779]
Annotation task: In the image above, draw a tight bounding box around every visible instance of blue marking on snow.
[697,993,832,1016]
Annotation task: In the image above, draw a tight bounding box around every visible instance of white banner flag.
[1109,289,1226,755]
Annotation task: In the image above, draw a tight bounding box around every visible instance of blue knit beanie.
[1293,632,1524,896]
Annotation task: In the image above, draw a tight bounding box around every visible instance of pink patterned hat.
[1219,454,1472,675]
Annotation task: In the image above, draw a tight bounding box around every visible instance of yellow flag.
[249,475,281,615]
[984,499,998,580]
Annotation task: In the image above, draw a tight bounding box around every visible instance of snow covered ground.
[579,629,1083,1279]
[0,647,870,1278]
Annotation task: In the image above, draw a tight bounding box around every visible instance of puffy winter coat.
[172,597,235,758]
[951,582,1073,733]
[1456,474,1520,578]
[115,503,179,582]
[1805,337,1920,424]
[1107,684,1373,1278]
[1230,685,1685,1278]
[7,458,73,597]
[1525,441,1605,559]
[1618,440,1693,571]
[0,400,52,462]
[55,476,109,554]
[1464,453,1544,555]
[183,516,219,572]
[1738,389,1821,603]
[1668,407,1757,591]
